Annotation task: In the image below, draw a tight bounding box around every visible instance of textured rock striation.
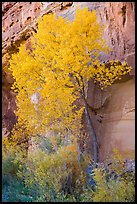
[2,2,135,160]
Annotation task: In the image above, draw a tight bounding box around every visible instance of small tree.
[9,8,131,164]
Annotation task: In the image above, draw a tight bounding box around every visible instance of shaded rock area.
[2,2,135,161]
[85,76,135,161]
[2,71,17,137]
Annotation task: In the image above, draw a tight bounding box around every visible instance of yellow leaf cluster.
[90,60,131,89]
[9,8,131,143]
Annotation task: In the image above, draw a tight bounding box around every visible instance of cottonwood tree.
[9,8,131,164]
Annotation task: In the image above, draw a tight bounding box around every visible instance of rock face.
[87,77,135,161]
[2,2,135,160]
[2,72,17,137]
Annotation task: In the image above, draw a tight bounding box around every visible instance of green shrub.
[2,176,33,202]
[18,142,88,202]
[2,141,135,202]
[2,145,31,202]
[92,163,135,202]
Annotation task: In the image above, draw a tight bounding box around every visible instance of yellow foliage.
[8,8,131,145]
[93,160,135,202]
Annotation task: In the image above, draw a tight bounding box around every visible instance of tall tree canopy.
[9,8,131,163]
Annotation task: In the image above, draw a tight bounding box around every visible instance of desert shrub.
[92,168,135,202]
[2,141,26,177]
[17,141,88,202]
[2,142,32,202]
[2,134,88,202]
[91,150,135,202]
[76,150,135,202]
[2,176,33,202]
[2,138,135,202]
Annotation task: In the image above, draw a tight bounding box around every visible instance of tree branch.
[65,84,74,88]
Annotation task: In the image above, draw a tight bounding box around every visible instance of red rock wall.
[2,2,135,160]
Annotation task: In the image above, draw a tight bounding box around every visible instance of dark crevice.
[46,10,53,15]
[11,36,15,39]
[105,10,108,21]
[60,3,65,11]
[26,16,31,21]
[2,2,17,16]
[130,2,134,11]
[111,4,114,15]
[9,22,14,27]
[60,2,73,11]
[6,37,9,41]
[32,27,37,33]
[111,38,115,46]
[117,34,119,44]
[34,7,40,12]
[121,5,126,27]
[124,41,126,54]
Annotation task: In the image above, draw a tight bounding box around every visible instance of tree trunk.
[83,98,98,166]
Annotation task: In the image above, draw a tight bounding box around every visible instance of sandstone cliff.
[2,2,135,161]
